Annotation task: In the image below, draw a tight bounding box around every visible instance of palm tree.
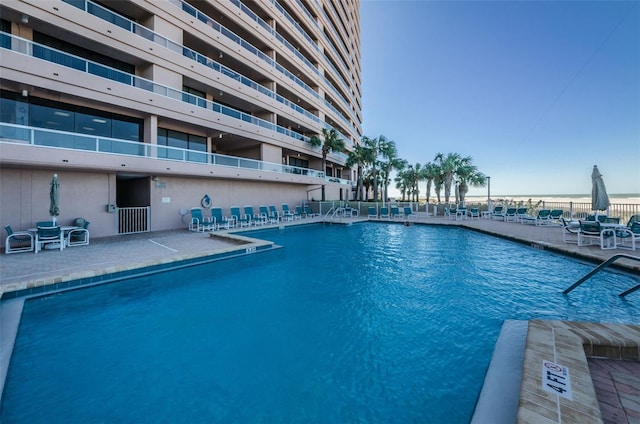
[363,135,384,201]
[346,139,374,201]
[379,139,403,202]
[456,164,486,206]
[422,162,438,204]
[434,152,467,204]
[309,128,345,201]
[394,166,413,202]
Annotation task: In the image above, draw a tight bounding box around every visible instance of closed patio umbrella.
[591,165,610,213]
[49,173,60,225]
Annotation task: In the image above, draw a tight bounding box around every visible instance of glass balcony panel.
[87,2,131,31]
[215,155,240,167]
[0,125,31,144]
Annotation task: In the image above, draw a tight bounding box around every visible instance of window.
[158,128,208,163]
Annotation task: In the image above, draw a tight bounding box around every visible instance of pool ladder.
[563,254,640,297]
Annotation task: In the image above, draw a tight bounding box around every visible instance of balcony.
[0,123,329,180]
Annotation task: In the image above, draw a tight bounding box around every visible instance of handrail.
[563,254,640,297]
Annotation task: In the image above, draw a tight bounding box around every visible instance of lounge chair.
[467,207,480,220]
[403,206,415,219]
[503,207,518,222]
[189,207,213,232]
[295,206,306,219]
[390,205,401,219]
[549,209,564,224]
[268,205,282,223]
[456,207,467,221]
[380,207,390,219]
[259,205,276,224]
[521,209,551,226]
[245,206,263,226]
[368,207,377,219]
[4,225,34,254]
[304,205,319,217]
[560,217,579,244]
[490,206,504,220]
[231,206,251,227]
[445,205,457,220]
[615,221,640,251]
[281,204,297,220]
[515,207,528,221]
[35,224,64,253]
[577,220,616,250]
[212,207,232,230]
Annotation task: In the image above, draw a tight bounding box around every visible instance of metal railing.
[563,254,640,297]
[117,207,150,234]
[0,123,331,179]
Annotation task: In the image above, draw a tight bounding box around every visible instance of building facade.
[0,0,362,238]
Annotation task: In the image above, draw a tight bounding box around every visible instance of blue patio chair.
[403,206,415,219]
[267,205,283,223]
[295,206,306,219]
[615,221,640,251]
[259,206,275,224]
[503,207,518,222]
[189,207,212,232]
[390,205,401,219]
[368,207,377,219]
[304,205,319,217]
[560,217,579,244]
[244,206,263,226]
[4,225,34,254]
[281,204,296,221]
[67,220,90,247]
[211,207,232,230]
[577,220,616,250]
[467,207,480,220]
[490,206,504,220]
[231,206,251,227]
[380,206,390,219]
[521,209,551,226]
[35,224,64,253]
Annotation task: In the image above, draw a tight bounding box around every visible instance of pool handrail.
[562,254,640,296]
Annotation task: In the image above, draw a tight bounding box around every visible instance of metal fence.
[116,207,150,235]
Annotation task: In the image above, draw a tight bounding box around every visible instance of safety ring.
[201,194,212,209]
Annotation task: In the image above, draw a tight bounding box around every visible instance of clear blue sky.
[360,0,640,197]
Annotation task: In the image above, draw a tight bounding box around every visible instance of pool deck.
[1,213,638,423]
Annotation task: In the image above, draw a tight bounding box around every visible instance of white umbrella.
[591,165,610,214]
[49,174,60,225]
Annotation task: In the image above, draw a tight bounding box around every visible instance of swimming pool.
[2,223,638,423]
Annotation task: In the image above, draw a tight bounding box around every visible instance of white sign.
[162,197,171,203]
[542,360,572,400]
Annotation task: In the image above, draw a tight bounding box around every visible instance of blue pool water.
[2,223,638,423]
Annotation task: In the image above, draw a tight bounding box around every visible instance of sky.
[359,0,640,197]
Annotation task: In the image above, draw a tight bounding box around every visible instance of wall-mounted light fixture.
[151,176,159,181]
[21,89,28,97]
[219,52,223,58]
[21,14,29,24]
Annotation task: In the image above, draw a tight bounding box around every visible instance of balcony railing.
[0,123,329,179]
[59,0,357,146]
[1,32,318,146]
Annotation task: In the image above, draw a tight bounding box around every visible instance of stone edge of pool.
[472,319,640,424]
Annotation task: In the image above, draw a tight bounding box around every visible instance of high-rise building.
[0,0,362,237]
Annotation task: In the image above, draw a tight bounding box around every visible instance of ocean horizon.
[462,193,640,205]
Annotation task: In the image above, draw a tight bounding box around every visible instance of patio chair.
[515,207,528,221]
[490,206,505,220]
[403,207,415,219]
[231,206,251,227]
[615,221,640,251]
[67,220,90,247]
[549,209,564,224]
[577,220,616,250]
[368,207,377,219]
[445,204,457,220]
[521,209,551,226]
[4,225,34,254]
[295,206,307,219]
[268,205,282,223]
[281,204,297,220]
[560,217,579,244]
[456,207,467,221]
[189,207,212,232]
[390,205,401,219]
[503,207,518,222]
[35,224,64,253]
[304,205,319,217]
[467,207,480,220]
[379,207,390,219]
[212,207,232,230]
[245,206,263,226]
[259,206,276,224]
